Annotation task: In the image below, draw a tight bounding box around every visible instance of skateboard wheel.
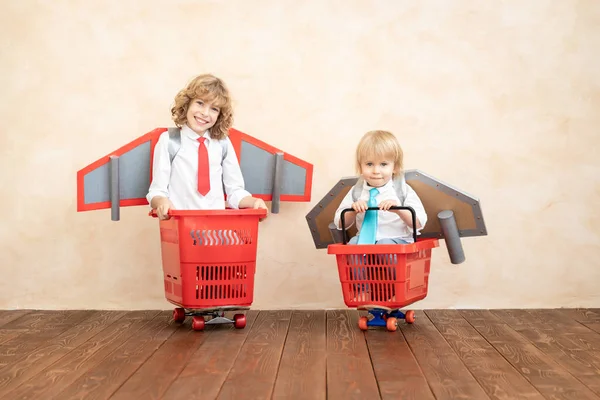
[386,317,398,332]
[405,310,416,324]
[358,316,369,331]
[192,316,205,331]
[173,308,185,323]
[233,314,246,329]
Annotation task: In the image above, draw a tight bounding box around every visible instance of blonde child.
[147,74,268,219]
[334,130,427,300]
[334,130,427,244]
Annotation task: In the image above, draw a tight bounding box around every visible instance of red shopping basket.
[151,209,265,325]
[328,206,440,331]
[327,238,439,309]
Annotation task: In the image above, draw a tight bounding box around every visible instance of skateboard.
[356,304,416,332]
[171,306,250,331]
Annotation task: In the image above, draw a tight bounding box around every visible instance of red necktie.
[197,137,210,195]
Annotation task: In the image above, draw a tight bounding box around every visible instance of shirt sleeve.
[403,184,428,234]
[146,131,171,206]
[333,189,356,230]
[221,138,252,209]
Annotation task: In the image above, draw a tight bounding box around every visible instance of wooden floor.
[0,309,599,399]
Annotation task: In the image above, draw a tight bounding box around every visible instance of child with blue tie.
[334,130,427,244]
[333,130,428,301]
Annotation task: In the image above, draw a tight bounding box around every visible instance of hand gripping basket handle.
[340,206,417,244]
[149,210,170,218]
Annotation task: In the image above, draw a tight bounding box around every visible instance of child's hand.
[252,198,269,221]
[379,199,399,211]
[152,197,174,220]
[156,200,174,220]
[239,195,269,221]
[351,200,368,213]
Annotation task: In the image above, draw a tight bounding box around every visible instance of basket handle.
[340,206,417,244]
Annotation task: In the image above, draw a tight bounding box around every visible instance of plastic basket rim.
[153,208,267,218]
[327,238,439,255]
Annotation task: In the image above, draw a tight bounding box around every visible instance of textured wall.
[1,0,599,309]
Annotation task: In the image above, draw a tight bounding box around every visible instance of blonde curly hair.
[171,74,233,140]
[355,130,404,177]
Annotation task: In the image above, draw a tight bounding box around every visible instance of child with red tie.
[147,74,268,220]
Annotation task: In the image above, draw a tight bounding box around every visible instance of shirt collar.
[362,178,394,193]
[182,124,211,141]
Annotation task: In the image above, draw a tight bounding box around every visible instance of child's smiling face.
[186,98,220,135]
[360,155,395,187]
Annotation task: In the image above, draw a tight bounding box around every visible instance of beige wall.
[1,1,599,310]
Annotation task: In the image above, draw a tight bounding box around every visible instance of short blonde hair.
[171,74,233,140]
[355,130,404,176]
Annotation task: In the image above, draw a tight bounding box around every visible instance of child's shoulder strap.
[219,137,228,162]
[166,127,227,165]
[392,174,407,205]
[167,127,182,163]
[351,177,364,202]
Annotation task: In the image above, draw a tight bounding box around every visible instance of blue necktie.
[357,187,379,244]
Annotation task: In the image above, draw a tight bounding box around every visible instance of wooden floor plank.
[560,308,600,323]
[492,310,600,396]
[494,309,600,356]
[580,322,600,335]
[426,310,544,400]
[461,310,600,400]
[503,309,600,354]
[216,310,292,400]
[0,310,88,331]
[161,310,259,400]
[400,310,490,400]
[271,310,327,400]
[112,315,223,400]
[489,309,549,329]
[52,311,174,400]
[526,309,599,334]
[0,311,125,397]
[0,311,32,328]
[0,311,34,347]
[539,309,600,339]
[326,310,380,400]
[0,311,81,336]
[0,311,93,368]
[365,312,435,400]
[559,309,600,334]
[0,330,28,346]
[5,311,159,400]
[0,310,48,330]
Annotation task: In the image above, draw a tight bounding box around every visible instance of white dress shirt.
[146,124,251,210]
[333,179,428,243]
